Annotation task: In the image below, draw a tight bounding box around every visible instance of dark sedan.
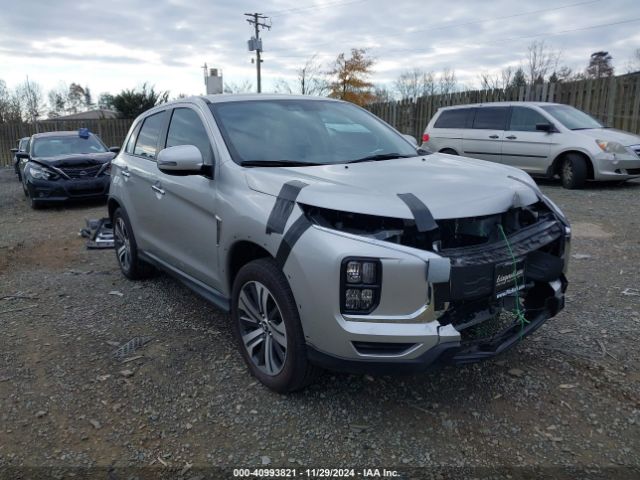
[18,130,118,209]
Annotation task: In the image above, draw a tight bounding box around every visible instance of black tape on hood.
[397,193,438,232]
[266,180,308,235]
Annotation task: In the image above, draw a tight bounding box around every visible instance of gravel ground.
[0,167,639,479]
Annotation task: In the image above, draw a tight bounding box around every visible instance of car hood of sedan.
[245,154,541,220]
[31,152,116,167]
[575,128,640,146]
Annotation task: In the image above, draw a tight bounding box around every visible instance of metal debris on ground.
[112,336,153,358]
[80,218,114,249]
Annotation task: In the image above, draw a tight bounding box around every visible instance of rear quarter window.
[433,109,471,129]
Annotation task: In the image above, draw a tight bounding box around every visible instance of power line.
[372,16,640,57]
[266,0,367,18]
[244,13,271,93]
[268,0,600,54]
[268,16,640,62]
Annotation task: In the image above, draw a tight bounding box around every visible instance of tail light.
[422,133,430,142]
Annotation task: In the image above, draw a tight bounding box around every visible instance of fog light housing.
[341,258,381,314]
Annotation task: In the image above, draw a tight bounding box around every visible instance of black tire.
[440,148,458,155]
[231,258,321,392]
[29,194,42,210]
[112,207,154,280]
[560,153,588,189]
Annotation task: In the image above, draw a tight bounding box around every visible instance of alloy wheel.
[114,217,132,272]
[237,281,287,376]
[562,159,573,184]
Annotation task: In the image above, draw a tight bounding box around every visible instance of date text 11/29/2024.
[233,468,400,477]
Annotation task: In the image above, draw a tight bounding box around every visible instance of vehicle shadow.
[534,176,640,191]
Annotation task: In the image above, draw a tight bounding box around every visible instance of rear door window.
[134,112,165,159]
[165,108,213,163]
[434,108,471,128]
[509,107,549,132]
[472,107,508,130]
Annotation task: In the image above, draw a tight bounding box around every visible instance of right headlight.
[596,140,629,155]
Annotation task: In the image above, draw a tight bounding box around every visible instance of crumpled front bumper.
[307,276,566,374]
[26,175,110,203]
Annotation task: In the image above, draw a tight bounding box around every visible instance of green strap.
[498,225,529,338]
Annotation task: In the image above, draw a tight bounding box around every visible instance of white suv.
[422,102,640,189]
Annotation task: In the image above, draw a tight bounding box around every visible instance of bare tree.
[526,40,560,85]
[17,77,45,123]
[478,66,514,90]
[438,68,457,95]
[393,68,436,100]
[223,80,254,94]
[272,78,293,94]
[373,85,394,103]
[626,48,640,73]
[297,54,329,96]
[0,80,22,123]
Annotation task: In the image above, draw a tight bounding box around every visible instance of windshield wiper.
[346,153,416,164]
[240,160,323,167]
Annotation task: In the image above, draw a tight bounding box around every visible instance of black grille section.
[352,341,416,356]
[60,164,102,179]
[440,219,563,267]
[625,168,640,175]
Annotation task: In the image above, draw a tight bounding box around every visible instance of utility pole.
[244,12,271,93]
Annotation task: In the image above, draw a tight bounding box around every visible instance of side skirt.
[139,251,231,312]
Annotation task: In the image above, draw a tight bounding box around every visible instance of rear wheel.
[232,258,321,392]
[440,148,458,155]
[560,153,588,189]
[112,208,154,280]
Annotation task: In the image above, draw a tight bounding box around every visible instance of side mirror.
[402,134,418,146]
[15,152,30,160]
[109,146,121,154]
[535,123,554,132]
[157,145,204,174]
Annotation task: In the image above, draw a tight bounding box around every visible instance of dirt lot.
[0,167,639,479]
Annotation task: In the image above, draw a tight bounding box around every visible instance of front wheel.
[560,154,588,189]
[231,258,321,392]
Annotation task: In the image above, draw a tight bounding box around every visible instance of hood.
[575,128,640,146]
[245,154,540,220]
[32,152,116,167]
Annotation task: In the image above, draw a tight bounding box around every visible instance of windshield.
[209,100,418,166]
[540,105,604,130]
[32,135,108,157]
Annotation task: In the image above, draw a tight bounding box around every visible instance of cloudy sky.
[0,0,639,98]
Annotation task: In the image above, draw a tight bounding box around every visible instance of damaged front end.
[303,199,570,367]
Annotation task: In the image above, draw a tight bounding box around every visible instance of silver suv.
[109,95,570,392]
[422,102,640,189]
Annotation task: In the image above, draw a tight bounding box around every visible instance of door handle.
[121,169,130,178]
[488,135,499,139]
[506,135,517,140]
[151,185,165,195]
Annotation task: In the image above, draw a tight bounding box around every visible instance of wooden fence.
[367,73,640,140]
[0,118,133,166]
